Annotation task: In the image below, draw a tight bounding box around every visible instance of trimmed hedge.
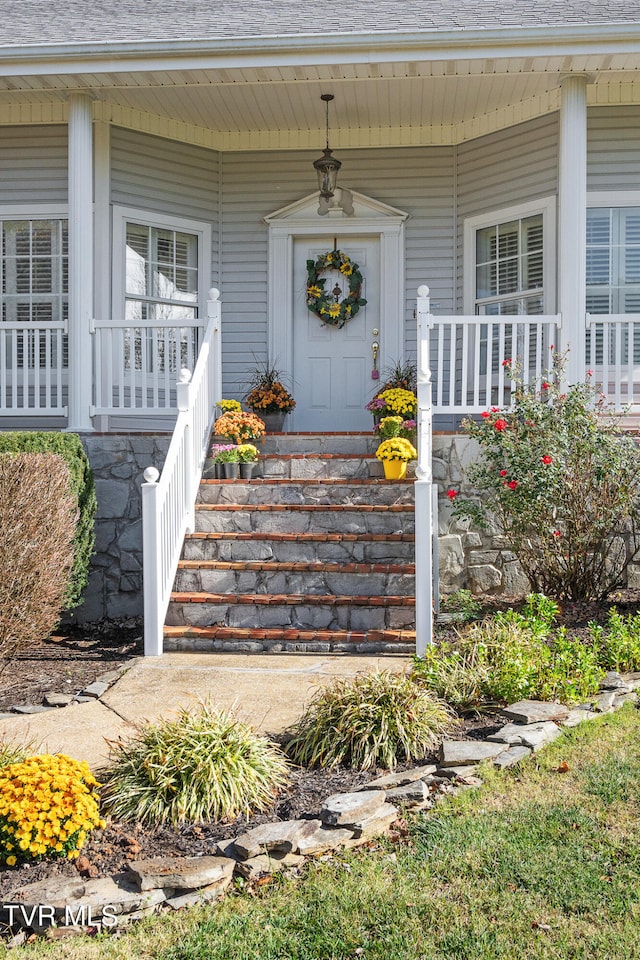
[0,432,96,609]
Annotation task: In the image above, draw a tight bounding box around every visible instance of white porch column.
[67,94,94,431]
[558,75,588,386]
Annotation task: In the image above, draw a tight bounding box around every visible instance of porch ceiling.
[0,55,638,148]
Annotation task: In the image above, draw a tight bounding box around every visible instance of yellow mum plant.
[216,398,242,413]
[375,438,418,462]
[378,388,418,417]
[0,754,104,866]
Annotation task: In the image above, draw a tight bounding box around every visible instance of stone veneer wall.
[68,434,171,623]
[433,434,640,597]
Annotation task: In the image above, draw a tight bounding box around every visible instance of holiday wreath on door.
[306,249,367,329]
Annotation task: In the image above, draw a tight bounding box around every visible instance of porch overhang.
[0,22,637,149]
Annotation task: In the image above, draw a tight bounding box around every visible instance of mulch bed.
[0,590,639,902]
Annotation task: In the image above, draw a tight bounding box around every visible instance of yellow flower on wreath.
[307,285,322,298]
[328,303,341,318]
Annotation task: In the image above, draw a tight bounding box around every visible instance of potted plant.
[214,410,266,444]
[375,437,418,480]
[206,442,238,478]
[237,443,259,479]
[216,444,241,480]
[365,387,418,432]
[245,361,296,432]
[215,398,242,414]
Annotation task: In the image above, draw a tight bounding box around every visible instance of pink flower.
[542,381,550,390]
[553,530,562,538]
[508,480,518,490]
[481,411,490,419]
[446,489,458,500]
[491,406,501,413]
[499,469,507,477]
[587,369,593,377]
[502,358,512,366]
[494,419,507,432]
[541,455,553,465]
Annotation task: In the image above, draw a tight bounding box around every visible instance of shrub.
[439,588,482,623]
[0,432,96,609]
[589,608,640,672]
[0,754,104,866]
[0,453,77,659]
[413,594,603,707]
[101,703,289,826]
[450,356,640,601]
[285,671,457,771]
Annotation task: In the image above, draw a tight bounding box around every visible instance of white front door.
[292,236,380,431]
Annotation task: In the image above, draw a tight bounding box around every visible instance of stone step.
[194,503,415,536]
[163,624,416,654]
[259,454,386,480]
[173,559,415,597]
[183,532,415,564]
[167,592,415,632]
[258,433,379,456]
[198,478,414,506]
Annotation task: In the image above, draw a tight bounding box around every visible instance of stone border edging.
[0,661,142,719]
[1,670,639,943]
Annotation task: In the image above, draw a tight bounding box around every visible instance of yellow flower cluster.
[215,411,266,443]
[216,398,242,413]
[246,381,296,414]
[237,443,259,463]
[378,388,418,417]
[375,438,418,462]
[0,754,104,866]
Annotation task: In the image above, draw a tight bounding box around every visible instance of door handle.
[371,340,379,380]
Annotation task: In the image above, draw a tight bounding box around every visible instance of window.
[124,222,199,321]
[586,207,640,314]
[0,219,68,324]
[474,214,544,315]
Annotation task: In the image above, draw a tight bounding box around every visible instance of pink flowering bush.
[451,354,640,600]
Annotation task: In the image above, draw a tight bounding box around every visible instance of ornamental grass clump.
[0,754,104,866]
[285,671,457,771]
[450,353,640,601]
[101,703,289,826]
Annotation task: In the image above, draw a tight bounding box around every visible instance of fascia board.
[0,23,639,76]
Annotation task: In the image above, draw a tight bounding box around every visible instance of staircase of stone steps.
[164,433,416,654]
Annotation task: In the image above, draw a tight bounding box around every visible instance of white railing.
[92,318,203,416]
[415,286,435,656]
[587,314,640,410]
[0,321,67,415]
[141,290,222,656]
[430,314,560,413]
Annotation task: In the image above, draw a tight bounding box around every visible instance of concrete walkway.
[0,652,410,768]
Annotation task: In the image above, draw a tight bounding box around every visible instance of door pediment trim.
[265,188,409,226]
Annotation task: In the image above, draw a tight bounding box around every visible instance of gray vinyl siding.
[456,114,559,311]
[110,127,220,285]
[588,106,640,192]
[220,146,454,394]
[0,125,67,204]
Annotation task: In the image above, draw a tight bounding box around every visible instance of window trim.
[112,205,211,324]
[463,196,556,315]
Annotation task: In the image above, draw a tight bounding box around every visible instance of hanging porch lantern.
[313,93,342,200]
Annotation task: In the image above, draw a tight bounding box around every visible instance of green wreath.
[306,249,367,329]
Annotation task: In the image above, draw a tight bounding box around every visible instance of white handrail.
[141,289,222,657]
[415,285,434,656]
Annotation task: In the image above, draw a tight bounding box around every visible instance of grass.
[11,704,640,960]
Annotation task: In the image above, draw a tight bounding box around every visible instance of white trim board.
[265,190,408,390]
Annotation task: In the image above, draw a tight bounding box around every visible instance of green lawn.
[13,706,640,960]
